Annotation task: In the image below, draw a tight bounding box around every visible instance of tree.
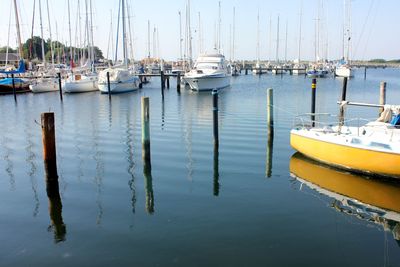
[0,46,17,53]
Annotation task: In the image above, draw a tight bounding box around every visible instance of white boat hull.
[63,75,98,93]
[292,69,306,75]
[29,78,59,93]
[98,78,140,94]
[184,75,230,91]
[335,66,353,77]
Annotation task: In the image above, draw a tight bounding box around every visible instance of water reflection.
[25,123,39,217]
[143,158,154,214]
[290,152,400,244]
[265,126,274,178]
[125,111,136,214]
[46,178,66,243]
[213,144,219,196]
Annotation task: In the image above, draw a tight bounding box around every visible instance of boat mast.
[284,20,288,62]
[38,0,46,67]
[232,7,235,62]
[6,5,12,65]
[89,0,95,67]
[345,0,351,63]
[217,1,221,53]
[179,11,182,60]
[13,0,23,59]
[276,15,279,64]
[46,0,54,66]
[67,0,73,67]
[147,20,150,59]
[121,0,128,68]
[198,12,202,55]
[256,11,260,64]
[297,1,303,63]
[126,0,135,63]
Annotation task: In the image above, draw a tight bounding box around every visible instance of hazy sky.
[0,0,398,61]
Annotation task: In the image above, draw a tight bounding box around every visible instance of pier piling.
[267,88,274,128]
[177,72,181,93]
[364,67,367,80]
[212,89,219,147]
[41,112,58,181]
[107,72,111,99]
[141,97,151,163]
[339,77,348,126]
[379,81,387,115]
[166,76,170,89]
[160,71,165,89]
[11,74,16,101]
[57,73,63,101]
[311,78,317,127]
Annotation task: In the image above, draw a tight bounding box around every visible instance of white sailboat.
[335,0,353,78]
[63,0,99,93]
[98,0,140,94]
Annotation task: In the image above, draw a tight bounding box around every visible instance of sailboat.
[97,0,140,94]
[63,0,99,93]
[252,11,266,75]
[293,2,306,75]
[335,0,353,78]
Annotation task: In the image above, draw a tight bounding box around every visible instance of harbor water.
[1,68,400,266]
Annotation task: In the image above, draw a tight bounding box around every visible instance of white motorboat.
[184,53,231,91]
[98,68,140,94]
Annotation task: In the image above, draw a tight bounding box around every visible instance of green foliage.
[368,59,386,63]
[0,46,17,53]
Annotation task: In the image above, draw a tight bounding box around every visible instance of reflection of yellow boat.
[290,153,400,241]
[290,153,400,214]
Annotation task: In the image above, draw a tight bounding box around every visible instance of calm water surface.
[1,68,400,266]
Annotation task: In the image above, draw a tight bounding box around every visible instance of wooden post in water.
[364,67,367,80]
[107,71,111,99]
[379,81,387,115]
[141,97,151,163]
[41,112,58,181]
[139,76,143,89]
[57,73,63,101]
[11,73,16,101]
[212,89,219,147]
[267,88,274,128]
[213,144,219,196]
[160,70,165,89]
[311,78,317,127]
[177,72,181,92]
[166,76,170,89]
[245,68,248,75]
[339,77,348,126]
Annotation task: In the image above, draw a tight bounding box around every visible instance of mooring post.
[141,97,151,163]
[311,78,317,127]
[166,76,170,89]
[379,81,387,115]
[245,68,248,75]
[160,70,165,89]
[213,144,219,196]
[106,71,111,99]
[57,73,63,101]
[41,112,58,181]
[11,73,16,101]
[267,88,274,128]
[139,75,143,89]
[364,67,367,80]
[339,77,348,126]
[212,89,219,147]
[177,72,181,93]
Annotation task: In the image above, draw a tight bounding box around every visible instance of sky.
[0,0,398,61]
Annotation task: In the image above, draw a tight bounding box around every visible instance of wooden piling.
[166,76,170,89]
[107,71,111,98]
[311,78,317,127]
[41,112,58,181]
[57,73,63,101]
[339,77,348,126]
[364,67,367,80]
[267,88,274,127]
[379,81,387,115]
[160,70,165,89]
[139,76,143,89]
[141,97,151,163]
[11,73,16,101]
[212,89,219,147]
[177,72,181,92]
[245,68,248,75]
